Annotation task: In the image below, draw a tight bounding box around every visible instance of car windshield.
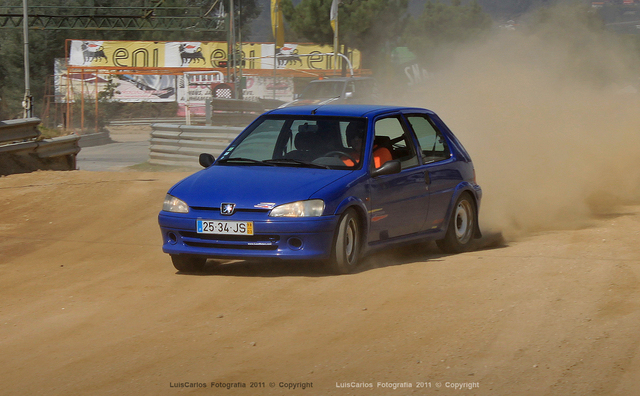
[299,81,346,99]
[217,116,367,170]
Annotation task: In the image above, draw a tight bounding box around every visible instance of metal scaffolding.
[0,5,226,32]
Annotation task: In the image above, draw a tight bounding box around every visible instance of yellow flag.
[271,0,285,48]
[330,0,340,33]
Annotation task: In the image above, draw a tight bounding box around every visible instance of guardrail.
[0,118,81,175]
[149,124,244,167]
[0,118,41,145]
[109,117,205,126]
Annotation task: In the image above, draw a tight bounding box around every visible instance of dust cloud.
[390,5,640,239]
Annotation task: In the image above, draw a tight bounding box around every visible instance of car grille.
[179,231,280,250]
[190,206,270,214]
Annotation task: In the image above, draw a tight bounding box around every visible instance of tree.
[280,0,409,69]
[403,0,492,67]
[478,0,551,20]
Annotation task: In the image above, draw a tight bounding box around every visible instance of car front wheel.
[436,193,476,253]
[171,254,207,272]
[328,209,361,274]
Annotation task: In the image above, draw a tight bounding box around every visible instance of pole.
[273,0,278,100]
[81,68,85,132]
[22,0,33,118]
[333,12,338,72]
[237,0,243,99]
[95,69,99,133]
[230,0,237,98]
[185,73,191,126]
[66,70,70,130]
[226,7,231,84]
[65,42,70,130]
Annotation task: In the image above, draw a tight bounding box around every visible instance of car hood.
[169,165,352,209]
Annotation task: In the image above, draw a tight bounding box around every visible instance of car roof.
[266,104,433,118]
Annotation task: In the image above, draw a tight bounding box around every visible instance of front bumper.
[158,211,338,260]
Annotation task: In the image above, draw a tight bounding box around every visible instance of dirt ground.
[1,169,639,396]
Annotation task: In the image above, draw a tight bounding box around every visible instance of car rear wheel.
[328,209,361,274]
[436,193,476,253]
[171,254,207,272]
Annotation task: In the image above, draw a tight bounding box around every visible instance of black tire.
[328,209,362,274]
[436,193,476,254]
[171,254,207,272]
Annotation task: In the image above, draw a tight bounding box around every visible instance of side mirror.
[371,160,401,177]
[294,93,300,99]
[199,153,215,168]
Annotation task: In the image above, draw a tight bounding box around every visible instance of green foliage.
[524,2,604,35]
[404,0,492,64]
[281,0,494,71]
[97,75,120,102]
[479,0,552,20]
[281,0,333,45]
[281,0,409,68]
[37,124,69,139]
[341,0,409,54]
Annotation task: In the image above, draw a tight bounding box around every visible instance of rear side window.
[406,115,451,163]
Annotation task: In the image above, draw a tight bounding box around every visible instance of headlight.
[163,194,189,213]
[269,199,324,217]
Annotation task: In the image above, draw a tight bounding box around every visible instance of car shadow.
[176,231,508,277]
[182,258,330,278]
[357,230,507,272]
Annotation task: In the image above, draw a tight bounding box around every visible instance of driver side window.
[374,117,418,169]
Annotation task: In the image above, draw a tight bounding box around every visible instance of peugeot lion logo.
[220,203,236,216]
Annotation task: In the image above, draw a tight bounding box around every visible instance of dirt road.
[1,170,639,395]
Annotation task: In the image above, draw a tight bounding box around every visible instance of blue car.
[158,105,482,274]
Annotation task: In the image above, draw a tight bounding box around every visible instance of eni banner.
[68,40,361,70]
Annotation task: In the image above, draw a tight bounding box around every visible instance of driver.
[342,122,392,169]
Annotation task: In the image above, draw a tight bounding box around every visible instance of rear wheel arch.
[463,189,482,239]
[437,190,479,253]
[447,186,481,237]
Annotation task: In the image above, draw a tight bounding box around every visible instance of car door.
[403,113,462,233]
[366,115,430,243]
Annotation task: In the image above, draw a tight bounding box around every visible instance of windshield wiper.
[263,158,329,169]
[217,157,275,166]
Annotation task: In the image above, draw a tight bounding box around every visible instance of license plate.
[197,220,254,235]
